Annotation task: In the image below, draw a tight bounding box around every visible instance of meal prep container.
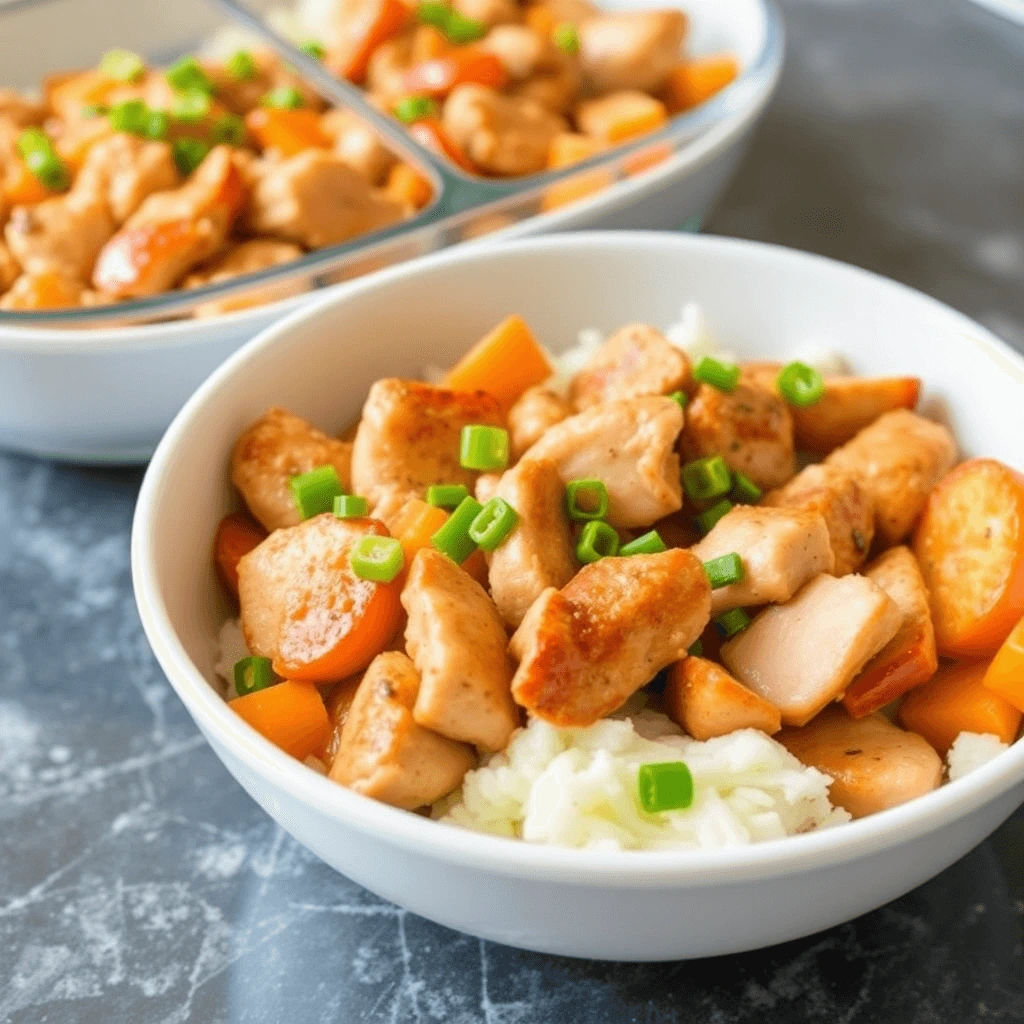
[132,232,1024,961]
[0,0,782,462]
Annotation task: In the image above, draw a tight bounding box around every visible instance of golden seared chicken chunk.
[510,548,711,726]
[442,85,567,176]
[321,108,397,185]
[507,385,572,460]
[402,549,519,752]
[331,651,476,810]
[231,407,353,532]
[480,25,559,80]
[0,269,90,311]
[779,707,942,819]
[184,238,304,289]
[76,133,180,224]
[692,505,834,615]
[764,462,875,577]
[520,395,683,528]
[578,10,687,93]
[568,323,690,410]
[352,379,504,515]
[683,381,795,491]
[721,573,902,727]
[826,410,957,545]
[487,458,577,628]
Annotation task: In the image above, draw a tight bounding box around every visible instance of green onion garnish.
[289,465,343,520]
[703,552,744,589]
[696,498,733,535]
[777,361,825,407]
[170,89,212,124]
[619,530,667,556]
[143,108,169,140]
[212,112,246,146]
[431,494,483,563]
[16,129,71,192]
[459,425,509,471]
[108,99,150,136]
[681,455,732,502]
[637,761,694,813]
[100,48,145,83]
[565,478,609,522]
[417,0,452,26]
[730,471,762,504]
[234,655,274,696]
[576,520,619,563]
[668,389,688,410]
[715,608,751,638]
[172,137,211,175]
[166,55,215,95]
[334,494,369,519]
[81,103,109,119]
[300,40,326,60]
[394,95,438,124]
[350,535,404,582]
[262,85,305,109]
[552,22,580,55]
[226,49,258,80]
[426,483,469,508]
[469,497,519,551]
[688,639,703,657]
[693,356,740,393]
[444,11,488,43]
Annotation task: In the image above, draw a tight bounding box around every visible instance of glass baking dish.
[0,0,782,328]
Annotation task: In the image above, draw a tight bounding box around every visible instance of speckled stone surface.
[2,0,1023,1020]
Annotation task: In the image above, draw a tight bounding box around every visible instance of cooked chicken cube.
[331,651,477,809]
[664,656,781,740]
[480,25,558,79]
[826,409,957,544]
[779,707,942,819]
[443,84,567,176]
[763,462,875,576]
[510,548,711,726]
[721,573,902,727]
[520,395,683,528]
[321,107,397,185]
[351,379,504,514]
[578,11,687,93]
[185,238,304,289]
[692,505,834,615]
[402,548,519,752]
[245,149,403,250]
[231,407,353,532]
[75,133,180,224]
[568,323,690,410]
[683,382,795,491]
[366,36,416,105]
[539,0,600,24]
[474,472,502,504]
[0,269,88,311]
[507,385,572,459]
[575,90,666,143]
[512,64,581,115]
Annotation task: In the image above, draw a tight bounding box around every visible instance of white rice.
[946,732,1009,782]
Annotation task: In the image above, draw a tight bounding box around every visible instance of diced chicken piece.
[692,505,834,615]
[512,63,580,116]
[402,548,519,751]
[366,36,416,106]
[683,382,795,491]
[75,133,180,224]
[779,706,942,819]
[443,84,566,177]
[664,656,782,740]
[539,0,600,24]
[487,458,577,628]
[507,385,571,460]
[721,573,902,727]
[0,240,18,292]
[351,378,504,513]
[479,25,558,80]
[0,269,88,311]
[578,11,687,93]
[0,89,45,128]
[510,548,711,726]
[842,547,938,718]
[575,90,666,143]
[324,675,364,763]
[184,238,306,316]
[454,0,522,26]
[331,651,476,809]
[321,107,397,185]
[568,323,690,410]
[764,463,875,577]
[231,407,353,532]
[474,472,502,504]
[520,395,683,528]
[245,149,403,249]
[825,409,957,544]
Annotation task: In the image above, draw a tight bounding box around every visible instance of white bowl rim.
[132,230,1024,888]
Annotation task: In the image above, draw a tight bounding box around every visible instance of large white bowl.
[0,0,781,464]
[132,232,1024,961]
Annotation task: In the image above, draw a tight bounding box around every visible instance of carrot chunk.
[403,51,509,98]
[391,497,488,585]
[4,160,53,205]
[214,512,267,598]
[329,0,410,83]
[245,108,331,157]
[383,162,433,210]
[662,54,739,113]
[407,117,476,173]
[983,614,1024,713]
[230,679,331,760]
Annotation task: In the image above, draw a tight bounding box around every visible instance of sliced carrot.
[914,458,1024,658]
[983,614,1024,713]
[214,512,267,598]
[525,5,557,37]
[230,679,331,760]
[898,660,1021,756]
[4,160,54,205]
[662,54,739,114]
[244,107,331,158]
[391,497,488,585]
[606,99,667,144]
[578,92,667,145]
[443,314,553,408]
[403,51,509,98]
[384,162,433,210]
[329,0,410,84]
[407,117,476,173]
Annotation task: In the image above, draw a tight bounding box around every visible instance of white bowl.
[132,232,1024,961]
[0,0,781,464]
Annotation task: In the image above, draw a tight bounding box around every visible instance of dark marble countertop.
[2,0,1023,1020]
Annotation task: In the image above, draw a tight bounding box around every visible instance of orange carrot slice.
[230,679,331,760]
[403,51,509,98]
[245,107,331,157]
[329,0,410,84]
[662,54,739,114]
[983,614,1024,713]
[214,512,267,598]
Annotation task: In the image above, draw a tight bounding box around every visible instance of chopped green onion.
[637,761,694,813]
[620,530,667,556]
[100,48,145,83]
[565,478,609,522]
[227,49,258,80]
[300,40,326,60]
[289,465,343,519]
[234,655,274,696]
[170,89,212,124]
[334,494,369,518]
[777,361,825,407]
[212,112,246,146]
[166,55,215,95]
[696,498,733,535]
[693,355,740,393]
[469,497,519,551]
[703,552,744,589]
[444,11,488,43]
[143,108,169,140]
[688,639,703,657]
[16,127,50,160]
[108,99,150,135]
[394,95,438,124]
[576,520,619,563]
[417,0,452,26]
[552,21,580,54]
[731,471,762,504]
[81,103,108,119]
[16,129,70,191]
[350,535,405,582]
[172,137,211,175]
[715,608,751,638]
[426,483,469,508]
[668,389,688,409]
[431,495,483,563]
[681,455,732,502]
[262,85,305,109]
[459,425,509,471]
